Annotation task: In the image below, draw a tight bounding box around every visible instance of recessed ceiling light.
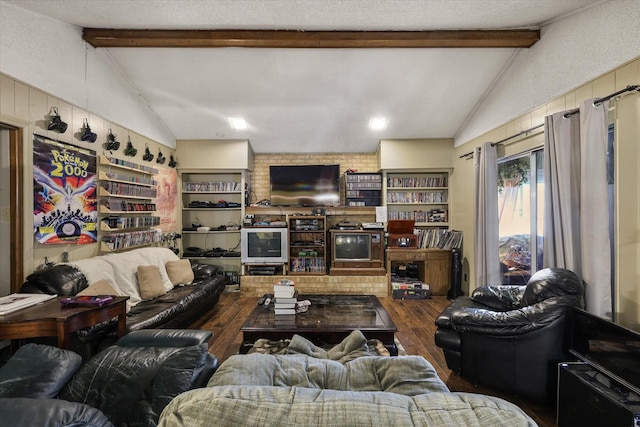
[369,117,388,130]
[229,117,247,130]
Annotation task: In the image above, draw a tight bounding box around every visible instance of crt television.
[330,230,384,269]
[270,164,340,207]
[567,307,640,395]
[241,227,288,264]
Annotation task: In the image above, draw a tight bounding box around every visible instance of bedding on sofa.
[67,247,180,309]
[159,331,538,427]
[159,386,537,427]
[210,331,450,396]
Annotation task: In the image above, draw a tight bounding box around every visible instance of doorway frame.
[3,126,24,292]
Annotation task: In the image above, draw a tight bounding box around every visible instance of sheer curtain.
[543,99,612,318]
[474,142,501,286]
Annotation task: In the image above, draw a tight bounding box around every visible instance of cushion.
[165,259,195,285]
[0,398,113,427]
[193,263,219,279]
[0,344,82,398]
[59,343,210,426]
[471,285,525,310]
[20,264,88,296]
[77,279,119,296]
[137,265,167,300]
[522,268,583,306]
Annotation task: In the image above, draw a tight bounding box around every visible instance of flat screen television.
[568,307,640,394]
[240,227,288,264]
[270,164,340,207]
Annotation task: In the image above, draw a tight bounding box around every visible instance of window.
[497,149,544,285]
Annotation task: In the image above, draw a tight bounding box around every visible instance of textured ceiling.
[5,0,605,153]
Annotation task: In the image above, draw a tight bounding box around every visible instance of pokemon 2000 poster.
[33,135,97,244]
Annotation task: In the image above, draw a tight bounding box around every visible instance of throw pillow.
[0,344,82,398]
[137,265,167,300]
[165,259,195,285]
[77,279,119,296]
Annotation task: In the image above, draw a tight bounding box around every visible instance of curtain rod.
[461,84,640,158]
[563,84,640,118]
[459,122,544,159]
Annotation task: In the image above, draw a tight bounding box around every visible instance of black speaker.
[448,248,463,299]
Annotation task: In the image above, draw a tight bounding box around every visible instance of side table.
[0,295,129,353]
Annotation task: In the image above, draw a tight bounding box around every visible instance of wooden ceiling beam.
[83,29,540,49]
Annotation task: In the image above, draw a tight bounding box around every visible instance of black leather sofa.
[434,267,584,403]
[19,255,227,355]
[0,329,218,427]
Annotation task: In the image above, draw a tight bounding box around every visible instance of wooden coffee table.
[240,294,398,355]
[0,296,129,353]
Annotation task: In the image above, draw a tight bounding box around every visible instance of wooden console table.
[386,248,451,296]
[0,296,129,353]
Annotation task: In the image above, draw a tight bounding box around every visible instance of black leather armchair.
[435,268,584,403]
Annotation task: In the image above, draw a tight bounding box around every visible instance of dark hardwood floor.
[191,292,558,427]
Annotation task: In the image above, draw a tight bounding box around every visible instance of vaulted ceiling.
[5,0,605,152]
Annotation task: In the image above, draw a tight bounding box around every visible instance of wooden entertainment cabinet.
[243,207,452,297]
[386,248,451,296]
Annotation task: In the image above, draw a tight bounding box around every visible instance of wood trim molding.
[9,128,24,292]
[83,29,540,49]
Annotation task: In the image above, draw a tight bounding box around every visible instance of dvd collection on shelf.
[101,229,163,251]
[386,191,447,204]
[289,258,325,274]
[103,155,158,174]
[100,181,157,198]
[103,198,157,212]
[102,215,160,230]
[183,181,241,192]
[346,190,379,197]
[388,209,448,222]
[387,176,446,188]
[346,173,382,182]
[344,173,382,207]
[101,171,156,186]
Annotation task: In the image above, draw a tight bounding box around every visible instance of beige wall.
[451,57,640,329]
[0,72,177,279]
[175,140,254,171]
[377,138,453,170]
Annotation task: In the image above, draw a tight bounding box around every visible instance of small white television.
[241,227,289,264]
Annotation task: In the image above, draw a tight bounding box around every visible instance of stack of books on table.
[273,280,297,316]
